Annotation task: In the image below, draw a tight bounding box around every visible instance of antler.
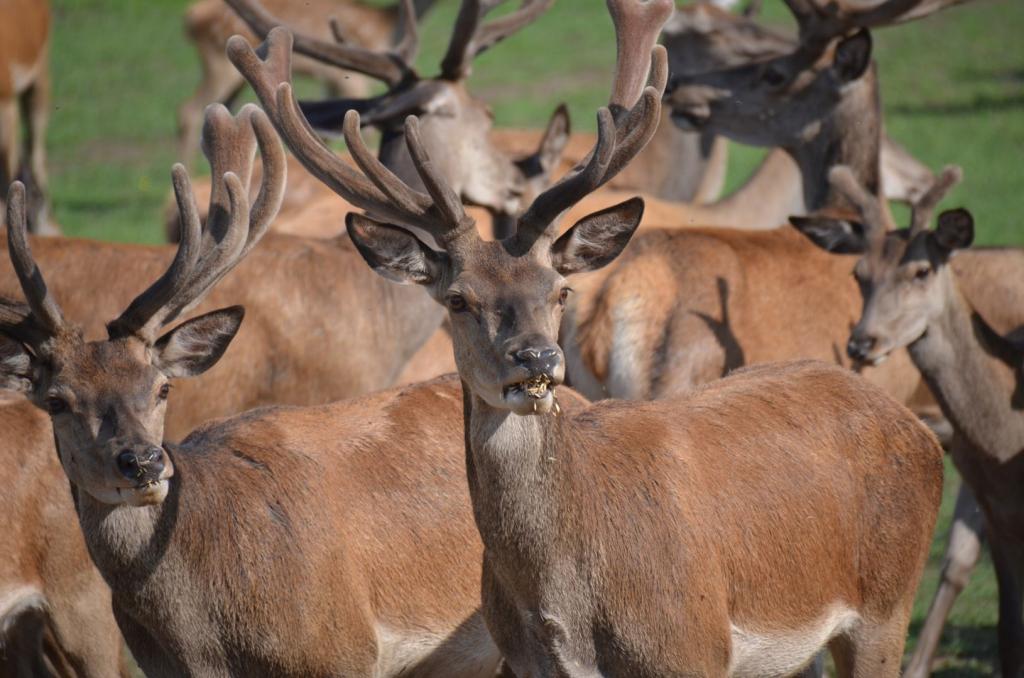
[827,165,888,246]
[784,0,971,56]
[909,165,962,235]
[440,0,555,81]
[106,104,285,343]
[2,182,67,349]
[228,29,470,241]
[515,0,672,245]
[223,0,418,87]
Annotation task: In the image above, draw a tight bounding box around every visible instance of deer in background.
[232,1,944,673]
[177,0,439,163]
[0,0,53,236]
[0,104,531,676]
[795,164,1024,678]
[0,398,128,678]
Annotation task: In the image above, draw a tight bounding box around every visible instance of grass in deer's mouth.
[507,374,552,399]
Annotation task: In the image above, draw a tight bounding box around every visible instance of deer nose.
[511,345,562,376]
[847,334,877,362]
[116,445,165,481]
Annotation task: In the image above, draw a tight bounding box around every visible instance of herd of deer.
[0,0,1020,676]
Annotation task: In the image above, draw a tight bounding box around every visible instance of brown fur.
[0,0,53,235]
[0,398,127,678]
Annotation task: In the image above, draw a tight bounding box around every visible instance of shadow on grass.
[906,621,998,677]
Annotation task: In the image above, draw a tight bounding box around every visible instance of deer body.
[76,376,499,678]
[0,398,126,678]
[0,231,443,441]
[467,361,941,677]
[0,0,51,235]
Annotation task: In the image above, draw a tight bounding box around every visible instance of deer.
[0,102,550,676]
[230,0,945,672]
[792,163,1024,678]
[177,0,440,163]
[0,0,53,236]
[0,397,128,678]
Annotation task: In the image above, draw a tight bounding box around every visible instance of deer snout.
[116,444,166,482]
[847,333,878,362]
[509,342,564,382]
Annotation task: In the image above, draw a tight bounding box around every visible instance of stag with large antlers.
[0,105,531,676]
[224,0,569,239]
[793,164,1024,678]
[177,0,440,163]
[231,1,943,673]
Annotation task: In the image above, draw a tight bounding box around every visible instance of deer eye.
[913,266,932,281]
[46,397,68,415]
[158,383,171,401]
[558,287,572,306]
[447,294,468,313]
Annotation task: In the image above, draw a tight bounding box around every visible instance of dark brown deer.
[0,105,527,676]
[794,164,1024,678]
[177,0,439,163]
[230,1,944,673]
[0,0,53,236]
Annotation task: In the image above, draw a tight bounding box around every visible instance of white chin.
[114,480,170,507]
[503,389,556,416]
[866,353,890,366]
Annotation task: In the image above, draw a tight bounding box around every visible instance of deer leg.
[829,607,911,678]
[990,535,1024,678]
[177,50,246,164]
[19,64,55,235]
[904,481,984,678]
[0,98,19,216]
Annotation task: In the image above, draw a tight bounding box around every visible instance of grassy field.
[46,0,1022,675]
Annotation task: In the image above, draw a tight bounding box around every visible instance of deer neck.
[789,68,883,214]
[462,385,571,594]
[908,272,1024,463]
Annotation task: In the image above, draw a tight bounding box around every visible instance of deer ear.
[346,213,446,285]
[933,208,974,253]
[790,215,867,254]
[0,334,36,394]
[551,198,644,275]
[536,104,571,174]
[833,29,872,84]
[153,306,245,379]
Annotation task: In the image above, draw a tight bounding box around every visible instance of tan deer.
[177,0,439,163]
[0,104,542,675]
[0,397,128,678]
[793,164,1024,678]
[0,0,53,236]
[230,2,944,674]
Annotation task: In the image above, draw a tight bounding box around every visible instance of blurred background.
[45,0,1023,674]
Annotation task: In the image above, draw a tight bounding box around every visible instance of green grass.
[47,1,1021,674]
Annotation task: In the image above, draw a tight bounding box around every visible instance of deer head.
[230,0,671,414]
[0,105,284,507]
[224,0,568,236]
[791,163,966,365]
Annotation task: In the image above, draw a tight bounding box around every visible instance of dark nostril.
[117,450,141,479]
[513,348,540,364]
[540,349,559,360]
[140,446,164,465]
[847,335,877,360]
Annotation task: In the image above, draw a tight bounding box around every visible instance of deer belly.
[727,605,859,677]
[374,622,500,678]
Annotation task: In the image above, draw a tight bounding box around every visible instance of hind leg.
[830,609,911,678]
[20,63,55,235]
[990,535,1024,678]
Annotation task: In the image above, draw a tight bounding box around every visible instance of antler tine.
[607,0,674,112]
[5,182,66,338]
[828,165,887,243]
[110,105,273,342]
[389,0,421,65]
[785,0,946,56]
[404,116,472,236]
[471,0,556,62]
[223,0,414,87]
[910,164,963,235]
[440,0,501,81]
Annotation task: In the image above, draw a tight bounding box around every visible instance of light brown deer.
[177,0,439,163]
[231,2,944,673]
[0,0,53,236]
[0,397,128,678]
[794,164,1024,678]
[0,104,537,675]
